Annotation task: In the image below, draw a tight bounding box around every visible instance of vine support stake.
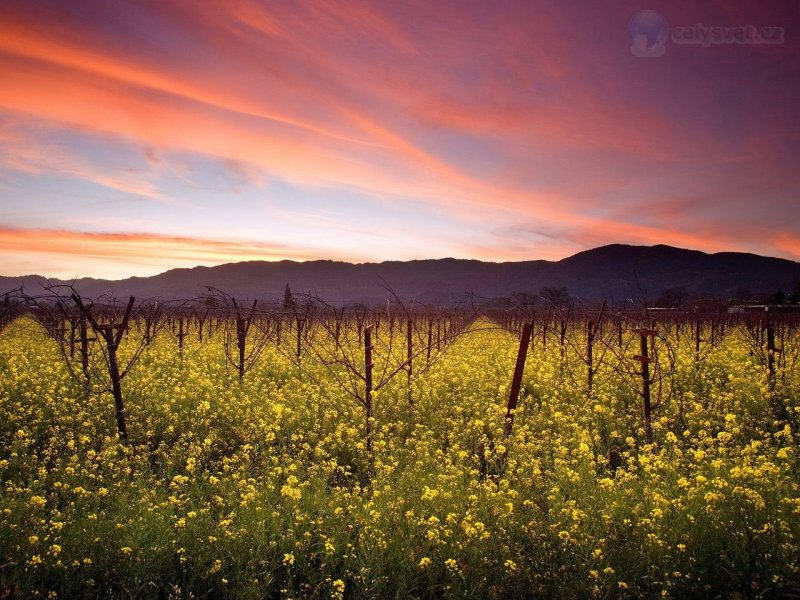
[364,325,374,455]
[505,322,533,438]
[177,317,186,357]
[406,318,413,409]
[634,328,655,444]
[695,320,701,362]
[766,321,776,382]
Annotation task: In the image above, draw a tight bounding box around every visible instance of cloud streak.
[0,228,350,279]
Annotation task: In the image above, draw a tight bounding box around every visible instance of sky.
[0,0,798,279]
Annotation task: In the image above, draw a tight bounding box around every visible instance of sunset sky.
[0,0,798,279]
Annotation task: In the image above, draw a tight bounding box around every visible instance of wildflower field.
[1,313,799,599]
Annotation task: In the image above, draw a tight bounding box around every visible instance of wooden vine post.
[587,320,594,392]
[586,301,606,395]
[765,320,787,420]
[559,305,572,372]
[364,325,374,454]
[79,311,90,382]
[177,317,187,356]
[197,309,208,342]
[406,318,413,409]
[426,319,433,364]
[505,322,533,438]
[766,321,776,382]
[634,328,656,444]
[542,309,550,349]
[694,320,702,362]
[296,316,304,359]
[68,317,77,358]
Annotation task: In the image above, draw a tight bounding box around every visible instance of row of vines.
[0,286,798,598]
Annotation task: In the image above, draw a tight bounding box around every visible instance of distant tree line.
[483,281,800,312]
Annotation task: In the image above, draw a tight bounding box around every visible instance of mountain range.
[2,244,799,306]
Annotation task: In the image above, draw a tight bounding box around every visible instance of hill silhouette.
[2,244,799,306]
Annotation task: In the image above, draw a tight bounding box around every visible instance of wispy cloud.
[0,121,166,200]
[0,227,355,278]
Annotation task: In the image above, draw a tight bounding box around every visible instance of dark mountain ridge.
[2,244,799,306]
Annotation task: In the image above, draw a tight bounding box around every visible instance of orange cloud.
[0,13,369,148]
[772,233,800,260]
[0,54,486,214]
[0,1,613,222]
[0,228,351,279]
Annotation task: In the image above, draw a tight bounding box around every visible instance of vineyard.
[1,289,799,599]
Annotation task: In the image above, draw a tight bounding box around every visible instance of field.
[1,308,799,599]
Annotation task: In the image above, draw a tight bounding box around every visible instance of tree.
[540,286,570,308]
[771,290,787,305]
[789,282,800,304]
[655,287,689,308]
[283,284,295,313]
[511,292,539,310]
